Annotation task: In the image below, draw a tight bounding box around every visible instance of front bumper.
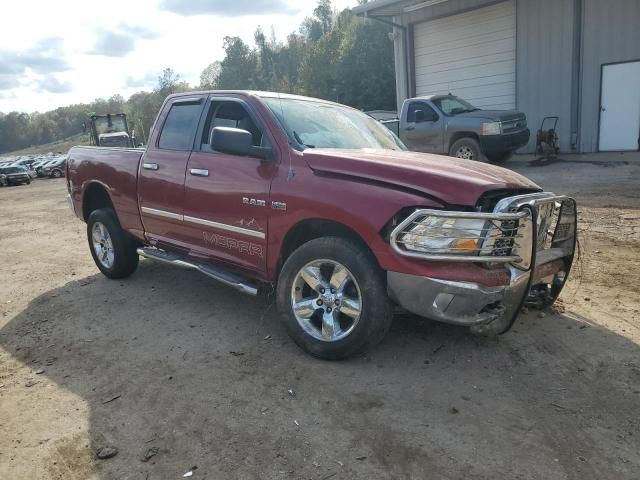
[387,193,577,332]
[6,175,30,184]
[388,273,507,326]
[480,128,530,154]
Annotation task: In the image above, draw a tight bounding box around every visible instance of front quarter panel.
[266,150,443,279]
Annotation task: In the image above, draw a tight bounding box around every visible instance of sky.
[0,0,357,113]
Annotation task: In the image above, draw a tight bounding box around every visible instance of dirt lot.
[1,158,639,480]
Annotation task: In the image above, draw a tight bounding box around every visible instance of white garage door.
[413,0,516,109]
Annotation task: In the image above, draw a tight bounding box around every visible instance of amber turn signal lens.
[452,238,480,251]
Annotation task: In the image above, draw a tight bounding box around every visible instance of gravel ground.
[0,158,639,479]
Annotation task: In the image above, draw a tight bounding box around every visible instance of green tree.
[217,37,257,89]
[336,15,396,110]
[200,61,221,89]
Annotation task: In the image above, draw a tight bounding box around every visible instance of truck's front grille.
[476,189,540,212]
[502,117,527,133]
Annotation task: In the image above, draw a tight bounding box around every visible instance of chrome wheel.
[92,222,114,269]
[456,146,474,160]
[290,259,362,342]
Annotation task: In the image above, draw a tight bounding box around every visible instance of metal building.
[353,0,640,153]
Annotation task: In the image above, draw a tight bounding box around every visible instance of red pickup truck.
[66,91,577,359]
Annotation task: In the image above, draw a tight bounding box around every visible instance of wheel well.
[82,183,114,221]
[448,132,480,153]
[278,219,375,273]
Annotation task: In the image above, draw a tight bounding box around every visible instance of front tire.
[276,237,393,360]
[449,137,485,162]
[87,208,139,279]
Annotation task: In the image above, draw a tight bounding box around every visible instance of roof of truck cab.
[167,90,352,108]
[407,94,454,102]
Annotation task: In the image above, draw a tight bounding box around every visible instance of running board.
[137,247,258,296]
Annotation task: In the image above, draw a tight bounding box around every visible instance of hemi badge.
[271,201,287,211]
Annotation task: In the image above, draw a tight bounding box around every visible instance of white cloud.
[159,0,298,17]
[90,24,159,57]
[0,0,357,113]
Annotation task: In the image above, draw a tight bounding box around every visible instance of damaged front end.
[386,192,577,334]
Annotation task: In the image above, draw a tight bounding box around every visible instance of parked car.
[11,157,36,169]
[40,157,66,178]
[67,91,576,359]
[376,94,530,163]
[32,158,50,174]
[0,165,31,185]
[36,158,61,177]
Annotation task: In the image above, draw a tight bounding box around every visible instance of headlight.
[399,217,487,255]
[481,122,502,135]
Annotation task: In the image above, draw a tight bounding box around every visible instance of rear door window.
[158,103,203,151]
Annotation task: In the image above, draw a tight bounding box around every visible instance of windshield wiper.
[293,130,315,149]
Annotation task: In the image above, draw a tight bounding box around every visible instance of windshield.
[93,116,128,135]
[263,97,406,151]
[0,166,25,174]
[432,96,479,115]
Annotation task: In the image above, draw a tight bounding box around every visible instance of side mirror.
[209,127,273,160]
[414,109,426,123]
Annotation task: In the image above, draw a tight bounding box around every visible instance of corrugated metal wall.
[579,0,640,152]
[516,0,575,153]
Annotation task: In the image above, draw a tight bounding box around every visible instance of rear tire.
[449,137,485,162]
[87,208,139,279]
[51,169,62,178]
[276,237,393,360]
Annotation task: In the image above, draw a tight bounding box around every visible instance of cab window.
[406,102,438,123]
[200,101,267,151]
[158,102,203,151]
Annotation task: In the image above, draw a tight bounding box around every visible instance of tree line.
[0,1,396,154]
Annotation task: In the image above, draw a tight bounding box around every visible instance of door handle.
[190,168,209,177]
[406,125,415,131]
[143,163,159,170]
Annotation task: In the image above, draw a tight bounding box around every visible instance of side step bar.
[137,247,258,296]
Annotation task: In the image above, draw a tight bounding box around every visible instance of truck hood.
[303,148,540,206]
[456,110,525,122]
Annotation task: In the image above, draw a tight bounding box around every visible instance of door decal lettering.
[203,232,264,258]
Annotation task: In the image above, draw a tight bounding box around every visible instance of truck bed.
[67,146,146,238]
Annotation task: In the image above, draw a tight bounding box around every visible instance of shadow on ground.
[527,156,629,167]
[1,261,639,479]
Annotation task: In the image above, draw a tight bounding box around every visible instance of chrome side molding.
[140,206,183,221]
[140,207,265,239]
